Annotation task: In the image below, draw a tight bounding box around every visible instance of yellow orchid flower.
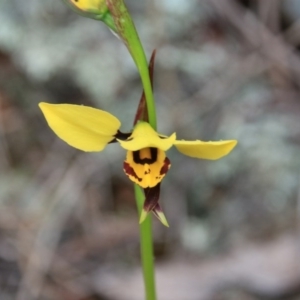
[39,102,237,226]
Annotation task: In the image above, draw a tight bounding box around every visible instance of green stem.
[134,184,156,300]
[100,12,117,31]
[105,2,158,299]
[135,50,157,129]
[106,0,157,129]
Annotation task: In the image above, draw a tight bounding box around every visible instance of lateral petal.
[39,102,121,152]
[174,140,237,160]
[118,121,176,151]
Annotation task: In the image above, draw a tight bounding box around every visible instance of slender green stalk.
[136,53,157,129]
[134,184,156,300]
[106,0,157,129]
[110,2,158,298]
[107,4,158,297]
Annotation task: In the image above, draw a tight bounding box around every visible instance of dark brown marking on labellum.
[133,148,157,165]
[123,162,142,182]
[160,157,171,175]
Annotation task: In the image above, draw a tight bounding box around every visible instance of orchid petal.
[118,122,176,151]
[39,102,121,152]
[174,139,237,160]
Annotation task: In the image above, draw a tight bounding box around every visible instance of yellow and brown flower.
[39,102,237,226]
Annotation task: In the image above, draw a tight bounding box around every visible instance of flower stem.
[107,2,158,298]
[134,184,157,300]
[137,53,157,130]
[106,0,157,129]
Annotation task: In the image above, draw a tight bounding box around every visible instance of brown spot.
[160,157,171,175]
[123,162,142,182]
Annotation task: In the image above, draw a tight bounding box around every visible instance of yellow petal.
[123,148,171,188]
[69,0,104,11]
[118,121,176,151]
[174,140,237,160]
[39,102,121,152]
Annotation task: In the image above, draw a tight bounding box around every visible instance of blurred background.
[1,0,300,299]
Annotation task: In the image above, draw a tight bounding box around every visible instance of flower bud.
[62,0,116,30]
